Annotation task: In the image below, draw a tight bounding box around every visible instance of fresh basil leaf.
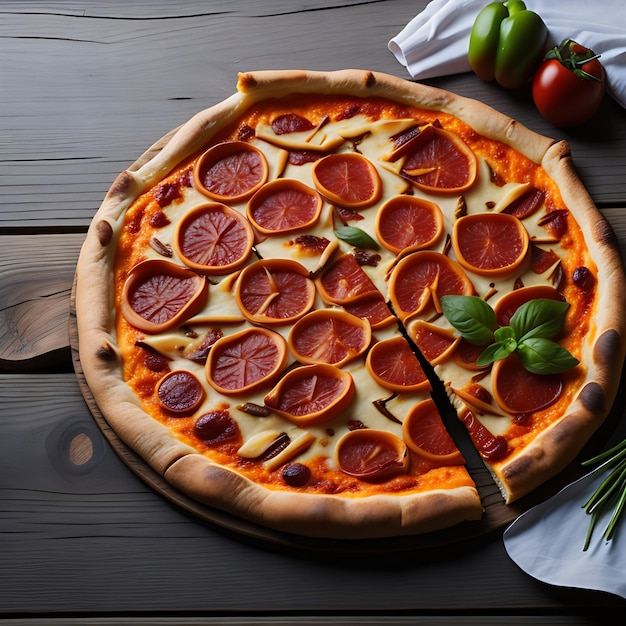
[516,337,580,374]
[334,226,379,250]
[476,341,514,366]
[440,295,496,345]
[510,299,570,341]
[494,325,517,352]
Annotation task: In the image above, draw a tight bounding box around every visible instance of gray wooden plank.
[0,233,84,367]
[2,0,625,230]
[2,372,624,615]
[0,618,611,626]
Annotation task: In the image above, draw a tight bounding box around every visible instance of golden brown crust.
[163,454,483,539]
[487,140,626,503]
[76,68,626,537]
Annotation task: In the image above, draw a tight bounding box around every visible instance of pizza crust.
[76,69,626,538]
[163,453,483,539]
[483,139,626,503]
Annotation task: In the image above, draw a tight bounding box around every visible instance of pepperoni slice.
[492,353,563,415]
[247,179,323,234]
[121,259,208,334]
[499,185,545,220]
[194,141,268,203]
[263,363,354,426]
[288,309,371,368]
[409,320,460,365]
[452,382,505,417]
[375,195,444,254]
[335,429,409,481]
[388,250,474,321]
[365,336,430,393]
[341,293,395,329]
[312,153,382,209]
[206,327,288,395]
[316,253,379,305]
[235,259,316,325]
[493,285,564,327]
[459,409,508,462]
[400,124,477,193]
[174,202,254,275]
[156,370,205,415]
[453,339,490,371]
[452,213,529,276]
[194,410,241,446]
[402,399,465,465]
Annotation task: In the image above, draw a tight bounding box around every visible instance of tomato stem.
[546,39,602,82]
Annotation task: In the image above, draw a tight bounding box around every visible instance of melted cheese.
[115,96,593,494]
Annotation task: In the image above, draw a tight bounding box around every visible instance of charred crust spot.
[553,140,571,160]
[95,342,117,361]
[95,220,113,247]
[593,216,619,248]
[500,449,538,487]
[108,171,134,199]
[578,382,604,413]
[364,72,376,88]
[593,329,621,368]
[237,73,257,91]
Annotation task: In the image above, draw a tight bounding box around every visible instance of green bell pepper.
[468,0,548,89]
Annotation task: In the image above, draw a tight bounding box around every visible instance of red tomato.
[532,40,605,128]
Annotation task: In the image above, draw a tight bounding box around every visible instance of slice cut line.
[288,308,372,368]
[194,141,269,203]
[409,320,460,365]
[174,202,254,275]
[121,259,208,334]
[206,327,288,395]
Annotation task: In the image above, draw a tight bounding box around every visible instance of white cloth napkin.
[503,467,626,599]
[389,0,626,108]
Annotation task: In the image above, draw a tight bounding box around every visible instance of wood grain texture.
[1,1,625,231]
[2,376,624,617]
[3,0,626,619]
[0,233,84,369]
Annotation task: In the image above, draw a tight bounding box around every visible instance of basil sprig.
[334,226,379,250]
[440,295,579,375]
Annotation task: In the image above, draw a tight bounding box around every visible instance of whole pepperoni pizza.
[75,70,626,539]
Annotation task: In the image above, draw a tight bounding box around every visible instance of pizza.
[75,69,626,539]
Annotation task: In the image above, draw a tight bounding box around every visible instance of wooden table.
[2,2,626,623]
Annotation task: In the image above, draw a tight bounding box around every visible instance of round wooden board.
[69,274,619,556]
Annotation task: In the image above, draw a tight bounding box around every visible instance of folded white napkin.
[503,467,626,599]
[389,0,626,108]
